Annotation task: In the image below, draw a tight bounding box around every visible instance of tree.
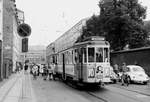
[78,0,148,51]
[77,15,104,42]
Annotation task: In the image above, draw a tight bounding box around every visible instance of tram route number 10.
[88,68,95,78]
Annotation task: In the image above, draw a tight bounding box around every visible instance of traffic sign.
[17,23,31,37]
[22,38,28,52]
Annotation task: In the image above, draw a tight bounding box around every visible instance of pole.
[24,52,26,72]
[0,0,3,81]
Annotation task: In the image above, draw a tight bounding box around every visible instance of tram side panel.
[55,50,87,82]
[55,51,76,80]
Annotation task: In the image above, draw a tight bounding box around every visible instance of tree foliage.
[77,15,104,42]
[77,0,148,51]
[144,21,150,32]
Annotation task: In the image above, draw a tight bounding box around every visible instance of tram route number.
[88,68,95,78]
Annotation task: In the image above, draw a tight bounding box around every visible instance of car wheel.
[143,82,147,85]
[113,80,117,84]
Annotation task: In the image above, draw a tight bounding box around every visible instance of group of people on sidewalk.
[31,63,56,80]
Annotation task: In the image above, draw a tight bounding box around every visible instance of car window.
[132,66,144,72]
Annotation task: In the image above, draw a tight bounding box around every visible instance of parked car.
[120,65,149,84]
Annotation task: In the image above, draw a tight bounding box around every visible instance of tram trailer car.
[47,37,111,86]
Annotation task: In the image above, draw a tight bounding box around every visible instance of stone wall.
[111,47,150,76]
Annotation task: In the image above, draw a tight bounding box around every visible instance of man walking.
[32,64,38,80]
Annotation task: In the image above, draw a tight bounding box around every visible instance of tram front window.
[88,47,95,62]
[104,48,109,62]
[96,48,103,62]
[83,48,87,63]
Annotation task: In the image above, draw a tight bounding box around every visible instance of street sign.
[17,23,31,37]
[22,38,28,52]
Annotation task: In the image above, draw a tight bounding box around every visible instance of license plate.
[97,75,103,79]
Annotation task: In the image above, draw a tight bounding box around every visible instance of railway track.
[64,81,109,102]
[86,91,108,102]
[110,84,150,97]
[87,86,145,102]
[64,81,150,102]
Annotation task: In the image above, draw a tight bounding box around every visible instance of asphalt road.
[31,75,150,102]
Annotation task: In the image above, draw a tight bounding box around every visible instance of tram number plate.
[97,75,103,79]
[88,68,95,78]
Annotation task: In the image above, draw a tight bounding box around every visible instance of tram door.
[62,53,66,80]
[79,48,83,81]
[75,48,83,81]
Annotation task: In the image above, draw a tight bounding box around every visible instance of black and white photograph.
[0,0,150,102]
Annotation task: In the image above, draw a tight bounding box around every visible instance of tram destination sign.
[17,23,31,37]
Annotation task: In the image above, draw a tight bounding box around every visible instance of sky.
[16,0,150,46]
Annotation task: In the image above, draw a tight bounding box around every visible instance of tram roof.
[74,40,109,47]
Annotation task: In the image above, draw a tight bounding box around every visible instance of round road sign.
[17,23,31,37]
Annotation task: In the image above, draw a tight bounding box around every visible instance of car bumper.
[131,79,149,83]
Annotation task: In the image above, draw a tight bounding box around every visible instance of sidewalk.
[0,71,36,102]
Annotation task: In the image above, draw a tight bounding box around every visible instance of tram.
[46,36,111,85]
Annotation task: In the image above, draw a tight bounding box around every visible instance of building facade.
[0,0,23,80]
[26,45,46,65]
[12,8,22,73]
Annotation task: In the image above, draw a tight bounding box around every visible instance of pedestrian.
[16,62,20,73]
[24,63,28,74]
[134,61,139,66]
[39,64,44,76]
[19,62,23,71]
[121,62,129,86]
[32,64,38,80]
[43,65,48,80]
[37,65,40,76]
[48,64,53,80]
[52,63,56,80]
[113,64,119,75]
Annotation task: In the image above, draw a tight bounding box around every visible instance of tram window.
[104,48,109,62]
[72,50,74,64]
[66,52,69,64]
[52,56,55,63]
[83,48,87,63]
[68,51,72,64]
[88,47,95,62]
[96,48,103,62]
[74,49,79,63]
